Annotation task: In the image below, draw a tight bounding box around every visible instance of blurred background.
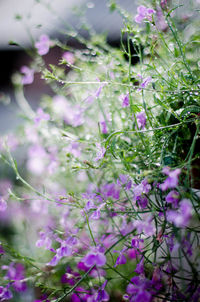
[0,0,137,134]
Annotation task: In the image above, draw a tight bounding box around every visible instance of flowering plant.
[0,0,200,301]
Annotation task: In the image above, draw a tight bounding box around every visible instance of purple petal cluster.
[135,5,155,23]
[35,34,51,55]
[21,66,34,85]
[167,199,192,227]
[136,111,147,130]
[160,167,181,191]
[83,247,106,268]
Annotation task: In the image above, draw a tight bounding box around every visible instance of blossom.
[83,247,106,268]
[0,285,13,301]
[133,178,151,208]
[95,281,109,302]
[62,51,75,64]
[47,237,76,266]
[126,276,152,302]
[100,121,108,134]
[137,74,152,91]
[94,80,107,98]
[3,263,27,292]
[20,66,34,85]
[99,183,120,200]
[165,190,179,207]
[135,5,155,24]
[117,174,132,190]
[113,248,127,267]
[167,199,192,227]
[36,231,52,250]
[27,144,47,175]
[35,34,51,55]
[61,266,80,286]
[136,111,146,129]
[133,216,155,236]
[134,257,144,274]
[34,107,50,125]
[120,93,129,107]
[94,143,106,161]
[160,167,181,191]
[90,203,105,220]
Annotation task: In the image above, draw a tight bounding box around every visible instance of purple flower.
[167,199,192,227]
[94,80,107,99]
[89,202,106,220]
[66,142,81,158]
[160,167,181,191]
[100,121,108,134]
[0,197,7,212]
[0,285,13,301]
[99,183,120,200]
[131,236,144,251]
[96,281,109,302]
[126,276,152,302]
[21,66,34,85]
[134,257,144,274]
[117,174,132,190]
[165,190,179,207]
[156,9,168,31]
[182,233,193,257]
[160,0,168,9]
[35,34,51,56]
[47,236,77,266]
[137,74,152,91]
[61,266,80,286]
[34,108,50,125]
[94,143,106,161]
[83,247,106,268]
[3,263,27,292]
[133,216,155,236]
[62,51,75,64]
[136,111,146,129]
[135,5,155,24]
[133,178,151,207]
[113,249,127,267]
[36,231,52,250]
[120,93,130,107]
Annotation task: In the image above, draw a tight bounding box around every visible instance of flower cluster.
[0,0,199,301]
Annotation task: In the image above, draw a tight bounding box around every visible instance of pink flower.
[21,66,34,85]
[35,34,51,55]
[62,51,75,64]
[135,5,155,24]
